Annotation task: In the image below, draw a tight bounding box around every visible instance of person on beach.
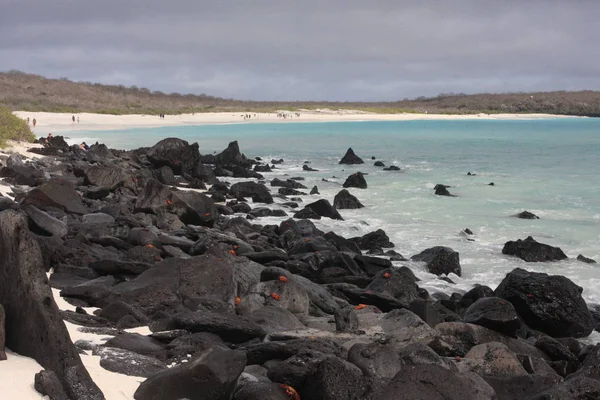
[32,118,37,127]
[26,117,30,125]
[79,142,89,151]
[77,117,80,124]
[72,115,75,123]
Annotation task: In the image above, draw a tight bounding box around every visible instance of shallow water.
[62,119,600,305]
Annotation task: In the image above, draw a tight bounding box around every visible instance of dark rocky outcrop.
[304,199,343,220]
[134,346,246,400]
[21,179,88,215]
[146,137,200,175]
[339,148,364,164]
[84,165,128,190]
[463,297,521,337]
[0,304,5,360]
[514,211,540,219]
[350,229,394,250]
[333,189,364,209]
[0,210,103,399]
[411,246,461,276]
[577,254,597,264]
[494,268,595,338]
[34,370,69,400]
[434,184,455,197]
[230,181,274,204]
[502,236,567,262]
[343,172,367,189]
[380,364,495,400]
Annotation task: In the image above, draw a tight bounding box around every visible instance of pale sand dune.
[13,110,578,136]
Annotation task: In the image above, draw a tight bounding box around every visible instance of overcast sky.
[0,0,598,101]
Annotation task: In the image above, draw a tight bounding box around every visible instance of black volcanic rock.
[84,165,128,190]
[463,297,522,337]
[434,184,454,197]
[334,189,364,209]
[514,211,540,219]
[146,137,200,175]
[494,268,595,338]
[134,346,246,400]
[343,172,367,189]
[351,229,394,250]
[411,246,461,276]
[577,254,597,264]
[0,210,103,399]
[230,181,274,204]
[215,140,251,167]
[339,148,364,164]
[304,199,343,220]
[502,236,567,262]
[21,179,88,215]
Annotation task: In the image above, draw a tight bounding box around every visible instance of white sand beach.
[13,110,578,136]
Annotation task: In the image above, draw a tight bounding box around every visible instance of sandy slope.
[13,110,578,137]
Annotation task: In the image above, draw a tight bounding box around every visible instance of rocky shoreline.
[0,136,599,399]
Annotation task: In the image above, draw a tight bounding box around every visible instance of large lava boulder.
[304,199,343,220]
[343,172,367,189]
[502,236,567,262]
[134,346,246,400]
[215,140,251,167]
[0,210,103,399]
[350,229,394,250]
[494,268,595,338]
[21,179,88,215]
[380,364,495,400]
[339,148,364,164]
[84,165,128,190]
[135,179,218,227]
[333,189,364,209]
[463,297,521,337]
[230,182,273,204]
[146,137,200,175]
[434,184,454,197]
[411,246,461,276]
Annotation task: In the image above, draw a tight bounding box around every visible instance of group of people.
[241,113,258,121]
[26,117,37,127]
[159,114,166,119]
[72,115,80,124]
[276,112,300,119]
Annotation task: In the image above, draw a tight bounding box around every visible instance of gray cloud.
[1,0,599,101]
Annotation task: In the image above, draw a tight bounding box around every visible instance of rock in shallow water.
[502,236,567,262]
[339,147,364,164]
[411,246,462,276]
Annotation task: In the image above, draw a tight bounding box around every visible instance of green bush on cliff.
[0,105,36,147]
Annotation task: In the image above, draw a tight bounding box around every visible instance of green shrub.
[0,105,36,147]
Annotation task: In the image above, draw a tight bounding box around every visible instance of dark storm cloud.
[1,0,598,101]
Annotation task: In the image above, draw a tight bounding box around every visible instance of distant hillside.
[1,70,600,116]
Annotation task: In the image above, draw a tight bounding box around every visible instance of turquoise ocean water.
[61,119,600,312]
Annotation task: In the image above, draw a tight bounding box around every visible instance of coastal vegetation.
[0,105,35,147]
[2,70,600,116]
